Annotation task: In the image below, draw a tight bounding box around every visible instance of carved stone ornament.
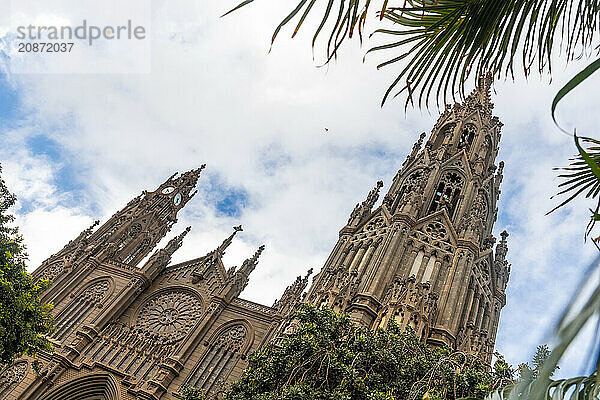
[0,361,27,391]
[215,325,247,352]
[81,280,110,303]
[136,291,202,343]
[40,262,64,281]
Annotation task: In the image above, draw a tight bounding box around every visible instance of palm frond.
[225,0,600,107]
[487,254,600,400]
[549,135,600,240]
[486,373,599,399]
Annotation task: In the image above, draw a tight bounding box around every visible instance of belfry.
[0,80,510,399]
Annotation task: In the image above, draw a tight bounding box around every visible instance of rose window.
[136,291,202,343]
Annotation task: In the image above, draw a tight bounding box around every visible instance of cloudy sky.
[1,0,599,379]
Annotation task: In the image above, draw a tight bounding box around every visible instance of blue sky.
[1,0,599,380]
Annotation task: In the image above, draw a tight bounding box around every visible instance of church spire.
[217,225,243,256]
[305,80,509,363]
[143,226,191,276]
[88,166,205,267]
[273,268,313,316]
[347,180,384,226]
[230,245,265,297]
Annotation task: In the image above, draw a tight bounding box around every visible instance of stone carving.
[0,361,27,391]
[215,325,247,352]
[82,280,110,303]
[4,82,513,400]
[135,292,202,342]
[136,291,202,343]
[40,262,64,281]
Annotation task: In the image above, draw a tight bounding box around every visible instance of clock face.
[173,193,182,206]
[162,186,175,194]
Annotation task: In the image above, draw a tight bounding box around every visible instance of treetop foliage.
[0,164,54,365]
[185,304,512,400]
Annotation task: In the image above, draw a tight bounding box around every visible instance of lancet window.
[185,324,248,394]
[54,279,110,341]
[429,171,463,217]
[457,124,476,152]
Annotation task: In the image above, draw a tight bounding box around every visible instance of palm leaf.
[486,373,599,399]
[224,0,600,107]
[549,135,600,239]
[486,254,600,400]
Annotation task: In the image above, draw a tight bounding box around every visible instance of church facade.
[0,80,511,399]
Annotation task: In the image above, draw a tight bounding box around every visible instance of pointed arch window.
[392,169,426,213]
[54,279,110,341]
[429,171,463,217]
[184,324,248,394]
[433,123,455,150]
[457,124,476,152]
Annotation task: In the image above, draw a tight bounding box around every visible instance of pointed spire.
[230,245,265,296]
[495,161,504,190]
[411,132,427,158]
[494,230,510,291]
[217,225,243,256]
[273,267,313,314]
[461,72,494,111]
[365,180,384,210]
[240,244,265,274]
[144,227,191,272]
[164,226,191,255]
[348,181,384,225]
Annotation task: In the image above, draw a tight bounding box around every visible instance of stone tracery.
[135,291,202,343]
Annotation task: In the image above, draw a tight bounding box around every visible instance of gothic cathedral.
[1,80,511,399]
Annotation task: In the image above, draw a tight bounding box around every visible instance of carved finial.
[365,181,383,209]
[239,245,265,273]
[165,226,191,254]
[273,266,314,313]
[217,225,244,255]
[231,245,265,295]
[496,161,505,188]
[479,72,493,93]
[145,226,190,270]
[495,230,509,262]
[410,132,427,158]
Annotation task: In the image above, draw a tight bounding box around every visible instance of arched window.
[429,171,463,217]
[185,324,248,394]
[392,169,426,213]
[457,124,476,152]
[54,279,110,341]
[433,123,455,149]
[39,261,64,281]
[0,361,27,398]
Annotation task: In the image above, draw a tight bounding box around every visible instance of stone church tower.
[304,77,510,361]
[1,80,510,399]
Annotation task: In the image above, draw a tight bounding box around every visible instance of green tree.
[184,305,512,400]
[0,164,54,365]
[517,345,559,381]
